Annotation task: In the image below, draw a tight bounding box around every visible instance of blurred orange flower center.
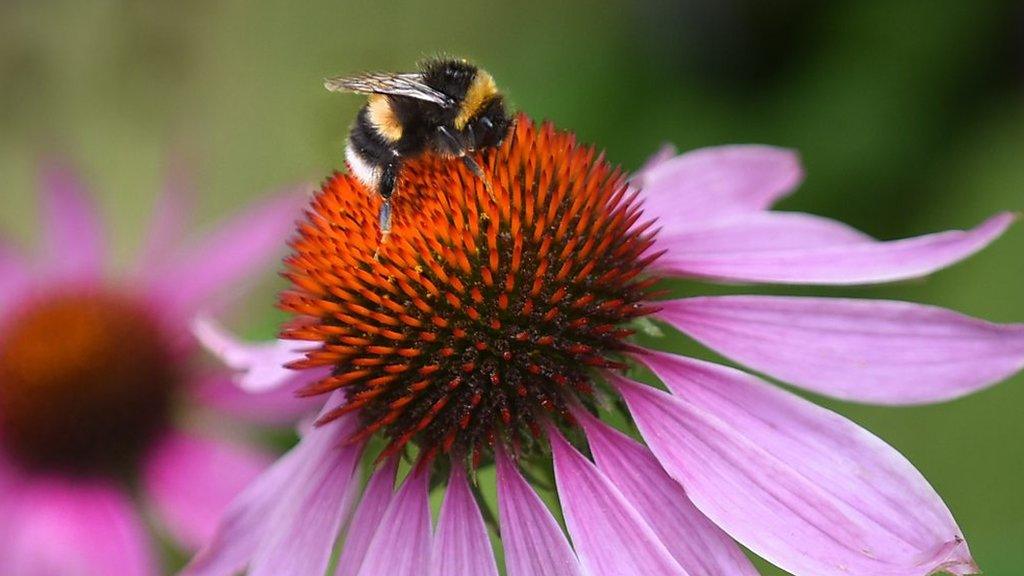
[280,116,661,465]
[0,292,176,476]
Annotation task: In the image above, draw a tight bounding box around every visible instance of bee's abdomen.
[346,107,395,189]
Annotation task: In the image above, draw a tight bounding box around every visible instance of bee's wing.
[323,72,451,106]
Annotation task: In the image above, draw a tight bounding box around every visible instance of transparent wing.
[323,72,451,106]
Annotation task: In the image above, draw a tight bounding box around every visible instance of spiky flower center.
[281,116,659,464]
[0,292,176,475]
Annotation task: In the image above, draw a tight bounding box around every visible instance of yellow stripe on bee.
[454,70,498,130]
[368,94,403,142]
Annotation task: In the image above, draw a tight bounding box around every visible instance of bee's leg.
[379,158,400,233]
[435,125,464,156]
[375,157,400,256]
[437,126,496,203]
[378,199,392,236]
[460,155,496,203]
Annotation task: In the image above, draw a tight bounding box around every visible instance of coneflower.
[189,115,1023,576]
[0,162,311,575]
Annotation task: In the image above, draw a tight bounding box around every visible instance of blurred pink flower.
[0,161,313,575]
[187,119,1022,576]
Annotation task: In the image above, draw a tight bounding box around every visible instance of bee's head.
[466,96,511,150]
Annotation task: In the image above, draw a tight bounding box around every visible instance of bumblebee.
[325,58,512,236]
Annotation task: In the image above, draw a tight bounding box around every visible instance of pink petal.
[496,451,584,576]
[143,432,271,550]
[0,477,156,576]
[656,211,872,254]
[655,212,1014,285]
[180,441,294,576]
[631,143,678,189]
[430,467,499,576]
[193,316,316,393]
[638,145,803,231]
[148,186,308,315]
[189,317,323,423]
[660,296,1024,404]
[335,459,398,576]
[39,161,106,282]
[191,374,323,425]
[247,424,362,576]
[549,430,688,576]
[356,470,432,576]
[616,352,978,576]
[135,167,193,276]
[0,244,30,310]
[184,393,362,576]
[576,410,758,576]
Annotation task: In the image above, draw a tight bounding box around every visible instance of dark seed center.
[282,118,660,466]
[0,292,177,476]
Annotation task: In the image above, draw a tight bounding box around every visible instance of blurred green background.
[2,0,1022,573]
